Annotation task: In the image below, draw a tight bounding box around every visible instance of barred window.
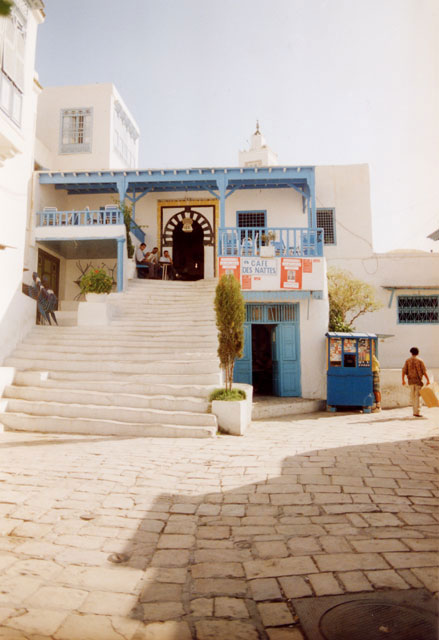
[398,296,439,324]
[60,108,92,153]
[237,211,266,241]
[237,211,266,228]
[316,208,336,245]
[246,303,297,323]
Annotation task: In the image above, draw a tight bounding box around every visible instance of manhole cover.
[319,600,437,640]
[292,589,438,640]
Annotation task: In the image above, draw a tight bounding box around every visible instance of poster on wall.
[218,257,240,281]
[280,258,303,290]
[358,338,371,367]
[329,337,342,366]
[217,256,324,292]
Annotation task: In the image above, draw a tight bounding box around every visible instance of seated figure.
[135,242,149,279]
[159,250,177,280]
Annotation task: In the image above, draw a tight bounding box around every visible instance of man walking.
[402,347,430,417]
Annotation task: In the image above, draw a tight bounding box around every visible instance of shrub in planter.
[209,388,246,402]
[214,274,245,391]
[80,268,113,295]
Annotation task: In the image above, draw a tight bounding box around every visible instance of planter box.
[78,299,113,326]
[211,383,253,436]
[260,245,275,258]
[85,293,109,303]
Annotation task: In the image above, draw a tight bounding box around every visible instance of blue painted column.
[117,236,125,292]
[216,175,229,228]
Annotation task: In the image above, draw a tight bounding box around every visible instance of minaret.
[238,121,279,167]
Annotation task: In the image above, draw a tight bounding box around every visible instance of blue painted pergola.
[38,166,318,292]
[39,165,317,228]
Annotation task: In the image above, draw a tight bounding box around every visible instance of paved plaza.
[0,407,438,639]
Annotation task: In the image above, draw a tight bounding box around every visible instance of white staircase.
[1,280,221,438]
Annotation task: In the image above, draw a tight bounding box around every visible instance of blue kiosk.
[326,332,378,413]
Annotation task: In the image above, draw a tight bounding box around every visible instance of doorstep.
[252,396,325,420]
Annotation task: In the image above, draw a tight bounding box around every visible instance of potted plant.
[80,268,113,302]
[210,274,252,435]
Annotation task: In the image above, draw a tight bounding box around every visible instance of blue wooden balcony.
[36,207,124,227]
[219,227,324,257]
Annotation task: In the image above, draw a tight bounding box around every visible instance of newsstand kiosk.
[326,332,378,413]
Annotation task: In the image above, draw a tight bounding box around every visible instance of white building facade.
[0,0,44,366]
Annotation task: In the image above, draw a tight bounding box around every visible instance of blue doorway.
[234,303,301,397]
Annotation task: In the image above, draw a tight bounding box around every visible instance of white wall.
[328,252,439,368]
[36,83,139,172]
[0,3,44,365]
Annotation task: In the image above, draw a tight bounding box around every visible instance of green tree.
[0,1,13,16]
[214,275,245,391]
[327,267,382,331]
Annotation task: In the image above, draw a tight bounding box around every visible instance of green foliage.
[327,267,383,331]
[80,268,113,294]
[214,275,246,391]
[119,201,135,259]
[0,0,13,16]
[209,388,246,402]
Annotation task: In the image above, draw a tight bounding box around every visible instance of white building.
[0,0,44,366]
[1,38,438,405]
[35,82,140,171]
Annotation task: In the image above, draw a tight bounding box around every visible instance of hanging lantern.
[182,216,193,233]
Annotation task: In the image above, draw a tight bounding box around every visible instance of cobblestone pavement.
[0,407,438,639]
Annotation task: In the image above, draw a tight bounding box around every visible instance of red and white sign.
[218,257,324,292]
[218,257,240,282]
[280,258,303,290]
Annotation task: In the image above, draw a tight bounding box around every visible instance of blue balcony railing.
[36,209,124,227]
[219,227,324,258]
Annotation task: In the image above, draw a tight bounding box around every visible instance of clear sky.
[35,0,439,253]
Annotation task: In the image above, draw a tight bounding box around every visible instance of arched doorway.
[162,207,215,281]
[173,220,204,280]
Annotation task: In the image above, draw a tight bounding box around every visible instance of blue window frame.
[316,208,336,245]
[397,295,439,324]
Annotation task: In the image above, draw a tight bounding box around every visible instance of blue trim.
[36,235,125,243]
[116,237,125,292]
[244,291,316,302]
[219,226,324,257]
[36,209,123,227]
[39,166,316,200]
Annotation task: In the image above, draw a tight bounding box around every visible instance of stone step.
[252,397,325,420]
[10,348,219,364]
[15,344,217,357]
[0,413,216,438]
[3,385,210,413]
[3,398,217,427]
[28,327,217,338]
[13,371,217,398]
[4,357,220,376]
